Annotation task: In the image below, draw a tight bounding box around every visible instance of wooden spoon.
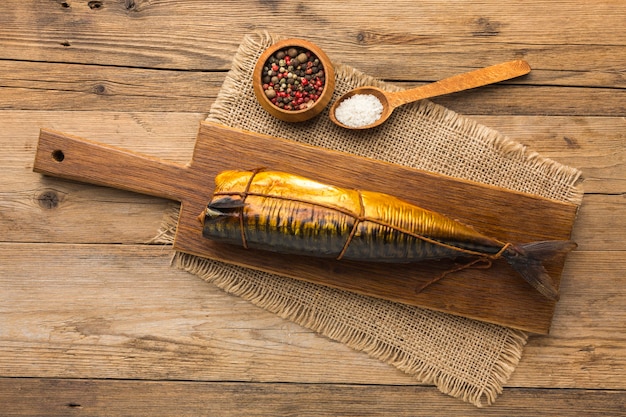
[329,60,531,130]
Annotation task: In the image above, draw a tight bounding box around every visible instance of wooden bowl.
[253,39,335,122]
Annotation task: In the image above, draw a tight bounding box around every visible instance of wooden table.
[1,1,624,415]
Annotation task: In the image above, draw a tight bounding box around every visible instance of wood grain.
[2,378,626,417]
[1,60,623,116]
[1,0,624,413]
[2,112,619,247]
[1,244,623,388]
[33,122,578,333]
[1,1,623,83]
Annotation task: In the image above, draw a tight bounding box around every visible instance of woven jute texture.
[160,32,582,407]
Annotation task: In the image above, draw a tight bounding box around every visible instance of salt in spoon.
[329,60,531,130]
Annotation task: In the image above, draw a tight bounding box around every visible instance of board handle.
[34,129,191,202]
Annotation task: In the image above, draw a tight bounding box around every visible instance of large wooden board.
[33,122,578,333]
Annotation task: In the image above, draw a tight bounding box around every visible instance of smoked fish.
[200,170,576,300]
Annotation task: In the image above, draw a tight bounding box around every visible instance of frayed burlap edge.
[155,31,582,407]
[172,248,528,407]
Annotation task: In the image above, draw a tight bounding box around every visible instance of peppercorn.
[296,52,308,64]
[260,45,327,111]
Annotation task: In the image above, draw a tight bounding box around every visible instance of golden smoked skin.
[201,170,576,301]
[202,170,506,262]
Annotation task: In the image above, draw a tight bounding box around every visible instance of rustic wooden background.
[1,1,624,415]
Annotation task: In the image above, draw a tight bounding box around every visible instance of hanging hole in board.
[52,150,65,162]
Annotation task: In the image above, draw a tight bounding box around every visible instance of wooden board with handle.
[33,121,578,334]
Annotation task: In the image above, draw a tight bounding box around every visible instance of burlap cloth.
[159,32,582,407]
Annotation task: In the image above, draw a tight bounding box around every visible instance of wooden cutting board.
[33,121,578,334]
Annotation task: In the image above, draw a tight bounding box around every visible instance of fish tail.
[503,240,577,301]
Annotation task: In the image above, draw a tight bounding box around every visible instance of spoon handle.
[388,60,531,108]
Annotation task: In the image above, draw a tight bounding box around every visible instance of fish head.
[200,195,247,241]
[204,195,245,221]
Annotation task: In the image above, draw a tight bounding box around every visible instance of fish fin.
[504,240,577,301]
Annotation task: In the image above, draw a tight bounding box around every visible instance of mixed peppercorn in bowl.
[253,39,335,122]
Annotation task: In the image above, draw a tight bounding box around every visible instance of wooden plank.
[0,1,623,86]
[430,85,625,117]
[1,112,620,248]
[1,244,624,388]
[0,60,221,113]
[1,378,625,417]
[0,175,172,244]
[1,111,202,165]
[2,110,622,194]
[32,123,579,333]
[511,251,626,387]
[569,194,626,251]
[472,115,626,195]
[1,60,624,116]
[0,111,195,244]
[0,243,409,385]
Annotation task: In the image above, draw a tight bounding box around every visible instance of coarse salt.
[334,94,383,127]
